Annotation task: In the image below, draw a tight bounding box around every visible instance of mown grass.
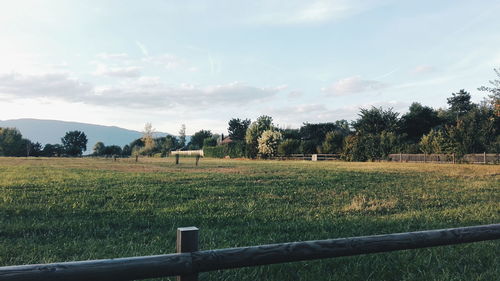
[0,157,498,280]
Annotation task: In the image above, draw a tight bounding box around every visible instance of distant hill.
[0,119,173,152]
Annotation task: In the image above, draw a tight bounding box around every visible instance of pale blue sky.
[1,0,499,134]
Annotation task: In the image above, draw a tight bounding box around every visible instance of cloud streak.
[249,0,378,25]
[135,41,149,56]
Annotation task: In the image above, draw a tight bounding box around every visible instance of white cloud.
[269,100,409,127]
[143,54,184,70]
[0,72,92,101]
[91,80,283,108]
[0,72,283,109]
[322,76,387,96]
[92,64,141,78]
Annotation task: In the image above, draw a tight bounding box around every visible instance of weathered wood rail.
[276,154,340,161]
[388,153,500,164]
[1,224,499,281]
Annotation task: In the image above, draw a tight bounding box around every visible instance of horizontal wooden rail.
[1,223,499,281]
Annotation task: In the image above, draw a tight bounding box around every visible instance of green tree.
[478,68,500,116]
[203,137,217,147]
[29,141,43,157]
[445,106,496,155]
[159,135,179,156]
[322,131,344,154]
[419,129,449,154]
[299,140,317,154]
[399,103,442,142]
[0,127,24,156]
[61,131,88,156]
[103,145,122,156]
[41,143,64,157]
[228,118,251,141]
[93,142,105,156]
[299,122,338,144]
[257,129,282,158]
[281,128,300,140]
[278,139,300,156]
[190,130,213,149]
[245,115,274,158]
[352,107,399,134]
[447,89,474,118]
[122,144,132,156]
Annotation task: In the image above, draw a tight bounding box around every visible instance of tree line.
[0,130,88,157]
[2,69,499,161]
[121,85,498,161]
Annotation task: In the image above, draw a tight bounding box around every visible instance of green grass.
[0,157,499,280]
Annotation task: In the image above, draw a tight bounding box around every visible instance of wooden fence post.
[177,227,199,281]
[175,154,180,165]
[484,152,486,164]
[452,153,455,164]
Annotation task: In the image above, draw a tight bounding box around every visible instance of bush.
[278,139,301,155]
[203,142,246,158]
[225,141,246,158]
[258,130,282,158]
[203,146,225,158]
[203,137,217,147]
[300,140,318,154]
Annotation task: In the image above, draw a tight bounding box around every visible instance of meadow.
[0,157,498,280]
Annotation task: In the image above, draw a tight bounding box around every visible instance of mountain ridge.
[0,118,173,152]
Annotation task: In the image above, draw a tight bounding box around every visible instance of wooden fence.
[275,154,340,161]
[1,223,499,281]
[388,153,499,164]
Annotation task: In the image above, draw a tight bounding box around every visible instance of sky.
[1,0,499,134]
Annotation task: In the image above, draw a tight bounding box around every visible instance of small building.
[220,136,233,145]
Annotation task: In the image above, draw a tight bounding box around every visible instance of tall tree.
[122,144,132,156]
[93,142,105,156]
[0,127,24,156]
[399,103,442,142]
[228,118,251,141]
[352,107,399,134]
[447,89,474,117]
[478,68,500,117]
[322,131,344,153]
[159,135,179,155]
[299,122,338,142]
[190,130,212,149]
[61,131,88,156]
[245,115,274,158]
[141,123,156,156]
[178,124,186,149]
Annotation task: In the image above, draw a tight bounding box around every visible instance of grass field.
[0,157,499,280]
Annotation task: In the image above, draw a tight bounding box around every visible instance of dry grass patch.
[343,194,399,212]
